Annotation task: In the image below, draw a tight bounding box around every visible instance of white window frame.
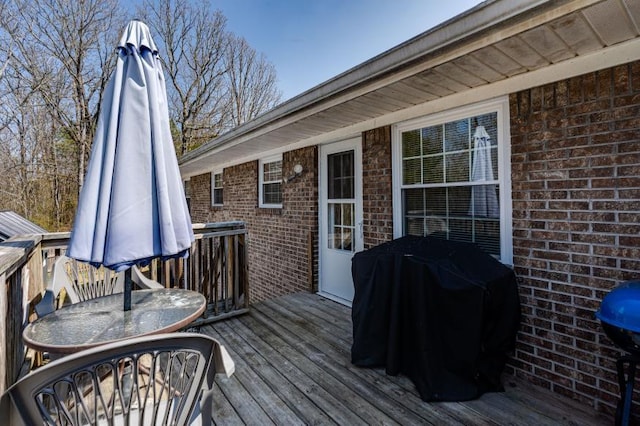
[183,178,192,213]
[211,170,223,207]
[259,154,283,208]
[391,97,513,265]
[183,178,191,198]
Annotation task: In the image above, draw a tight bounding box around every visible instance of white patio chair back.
[1,333,227,426]
[55,255,123,304]
[36,255,162,318]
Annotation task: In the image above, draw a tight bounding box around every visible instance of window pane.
[214,173,222,187]
[448,186,471,216]
[343,204,354,227]
[469,184,499,218]
[403,158,422,185]
[491,147,498,179]
[213,188,223,205]
[474,218,501,256]
[341,176,354,199]
[449,218,473,243]
[424,187,446,215]
[404,188,424,216]
[422,126,442,155]
[476,112,498,138]
[402,130,421,157]
[333,203,342,226]
[328,151,354,199]
[328,202,355,252]
[445,119,470,152]
[445,152,470,183]
[263,160,282,182]
[263,182,282,204]
[423,156,443,184]
[405,218,424,236]
[332,230,341,250]
[328,206,335,249]
[342,228,353,251]
[342,152,354,178]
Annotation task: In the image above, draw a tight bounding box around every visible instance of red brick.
[510,59,640,415]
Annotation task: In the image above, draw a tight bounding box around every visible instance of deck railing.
[0,221,249,393]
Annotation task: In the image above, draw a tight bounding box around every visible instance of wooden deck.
[203,292,609,425]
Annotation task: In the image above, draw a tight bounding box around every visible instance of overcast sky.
[214,0,483,101]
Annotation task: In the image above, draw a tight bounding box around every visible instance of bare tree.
[225,34,282,127]
[2,0,124,189]
[140,0,229,155]
[0,0,125,230]
[139,0,282,155]
[0,0,284,229]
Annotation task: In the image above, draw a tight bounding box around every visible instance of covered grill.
[351,235,520,402]
[596,281,640,425]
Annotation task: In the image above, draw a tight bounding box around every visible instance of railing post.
[0,235,44,392]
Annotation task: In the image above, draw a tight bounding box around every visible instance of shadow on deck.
[202,292,610,425]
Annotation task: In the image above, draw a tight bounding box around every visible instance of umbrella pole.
[124,268,132,311]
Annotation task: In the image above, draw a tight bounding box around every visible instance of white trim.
[258,154,283,208]
[392,96,512,265]
[183,178,191,200]
[318,137,363,306]
[211,170,223,207]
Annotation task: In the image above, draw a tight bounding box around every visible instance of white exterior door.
[319,138,363,306]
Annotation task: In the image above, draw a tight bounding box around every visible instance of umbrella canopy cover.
[468,126,499,218]
[67,20,194,272]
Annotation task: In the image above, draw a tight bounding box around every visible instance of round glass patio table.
[23,289,206,355]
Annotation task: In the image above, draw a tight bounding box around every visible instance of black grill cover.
[351,235,520,402]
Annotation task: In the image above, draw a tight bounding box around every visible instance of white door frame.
[318,137,363,306]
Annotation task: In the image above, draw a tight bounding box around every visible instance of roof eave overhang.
[178,0,608,178]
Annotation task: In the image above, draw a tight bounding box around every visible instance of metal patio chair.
[1,332,234,425]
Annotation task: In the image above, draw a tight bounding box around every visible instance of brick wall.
[189,173,212,220]
[509,61,640,417]
[362,126,394,248]
[189,147,318,303]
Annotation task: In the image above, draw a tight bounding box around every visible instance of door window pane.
[328,202,355,252]
[328,151,354,199]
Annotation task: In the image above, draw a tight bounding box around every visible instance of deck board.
[203,292,609,425]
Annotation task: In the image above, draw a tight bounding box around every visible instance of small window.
[259,155,283,208]
[184,179,191,212]
[212,171,223,206]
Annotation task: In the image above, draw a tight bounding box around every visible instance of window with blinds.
[212,172,223,206]
[259,155,283,207]
[398,109,504,258]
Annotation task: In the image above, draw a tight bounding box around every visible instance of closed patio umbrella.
[67,20,194,310]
